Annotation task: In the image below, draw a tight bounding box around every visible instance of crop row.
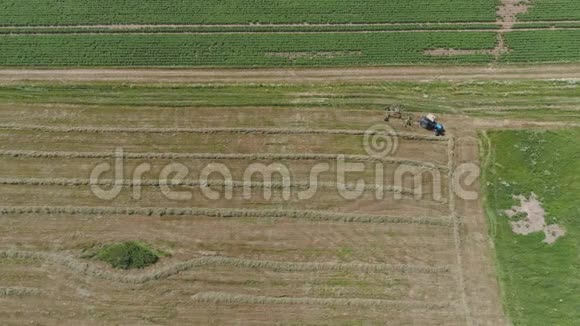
[0,149,447,170]
[0,206,454,226]
[0,0,498,25]
[192,291,447,309]
[0,32,497,66]
[0,177,416,197]
[513,22,580,29]
[0,24,500,35]
[0,287,42,296]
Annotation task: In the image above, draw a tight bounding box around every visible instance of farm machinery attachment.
[384,104,446,136]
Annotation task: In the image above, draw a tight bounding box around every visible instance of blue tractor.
[420,114,446,136]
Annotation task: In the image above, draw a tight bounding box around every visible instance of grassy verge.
[0,81,579,122]
[481,129,580,325]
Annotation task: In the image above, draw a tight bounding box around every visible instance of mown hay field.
[0,82,506,325]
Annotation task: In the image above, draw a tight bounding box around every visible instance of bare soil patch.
[424,49,490,56]
[497,0,531,29]
[266,51,362,60]
[505,193,566,244]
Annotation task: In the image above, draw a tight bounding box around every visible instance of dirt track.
[1,64,580,84]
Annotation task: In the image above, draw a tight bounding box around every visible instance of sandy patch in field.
[424,49,490,56]
[266,51,362,60]
[497,0,531,29]
[504,193,565,244]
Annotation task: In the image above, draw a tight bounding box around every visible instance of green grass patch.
[89,241,163,270]
[481,129,580,325]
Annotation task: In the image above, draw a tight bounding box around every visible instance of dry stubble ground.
[0,104,505,325]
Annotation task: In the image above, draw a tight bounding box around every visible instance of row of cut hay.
[0,150,447,170]
[0,286,43,296]
[0,123,447,141]
[0,206,453,226]
[0,177,416,196]
[0,250,449,284]
[191,291,448,310]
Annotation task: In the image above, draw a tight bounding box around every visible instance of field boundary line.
[1,27,579,36]
[191,291,448,310]
[0,30,520,35]
[0,123,447,141]
[0,250,450,284]
[0,150,448,170]
[0,20,579,29]
[447,135,472,326]
[0,178,421,197]
[0,23,511,29]
[0,206,454,226]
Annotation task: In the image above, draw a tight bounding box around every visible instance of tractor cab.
[420,114,445,136]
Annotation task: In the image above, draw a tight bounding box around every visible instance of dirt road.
[1,64,580,84]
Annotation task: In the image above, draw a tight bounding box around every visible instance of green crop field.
[520,0,580,21]
[0,32,497,67]
[502,31,580,63]
[0,0,578,66]
[0,0,498,25]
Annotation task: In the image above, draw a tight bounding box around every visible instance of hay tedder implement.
[384,104,446,136]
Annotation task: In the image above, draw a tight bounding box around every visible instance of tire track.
[0,250,449,284]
